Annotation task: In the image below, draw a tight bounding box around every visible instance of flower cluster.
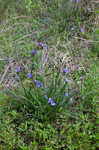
[39,43,47,49]
[71,27,85,32]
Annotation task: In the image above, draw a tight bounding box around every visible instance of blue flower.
[44,95,48,99]
[31,49,37,54]
[80,28,84,32]
[28,73,32,78]
[48,98,52,103]
[43,43,47,48]
[51,101,56,106]
[65,92,69,96]
[39,43,43,47]
[73,0,78,2]
[39,43,47,49]
[35,80,42,88]
[66,78,70,83]
[15,67,21,73]
[87,8,91,11]
[48,98,56,106]
[72,27,75,31]
[63,68,68,74]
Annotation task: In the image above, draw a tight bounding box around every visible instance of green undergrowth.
[0,108,97,150]
[0,64,98,149]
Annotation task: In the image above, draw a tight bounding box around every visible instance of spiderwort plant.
[13,44,74,122]
[14,64,73,121]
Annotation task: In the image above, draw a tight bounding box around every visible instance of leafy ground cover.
[0,0,99,149]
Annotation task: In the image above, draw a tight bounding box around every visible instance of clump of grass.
[5,45,74,122]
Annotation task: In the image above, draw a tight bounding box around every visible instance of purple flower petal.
[66,78,70,83]
[72,27,75,31]
[65,92,69,96]
[35,80,42,88]
[73,0,78,2]
[43,44,47,48]
[48,98,56,106]
[39,43,47,49]
[28,73,32,78]
[15,67,21,73]
[80,28,84,32]
[31,49,37,54]
[51,101,56,106]
[37,83,42,88]
[87,8,91,11]
[39,43,43,47]
[63,68,68,74]
[35,80,37,83]
[44,95,48,99]
[48,98,53,103]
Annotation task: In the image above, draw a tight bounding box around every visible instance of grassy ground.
[0,0,99,149]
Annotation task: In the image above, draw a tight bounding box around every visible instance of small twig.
[0,58,8,61]
[0,65,10,84]
[13,15,35,19]
[0,22,32,33]
[73,36,99,43]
